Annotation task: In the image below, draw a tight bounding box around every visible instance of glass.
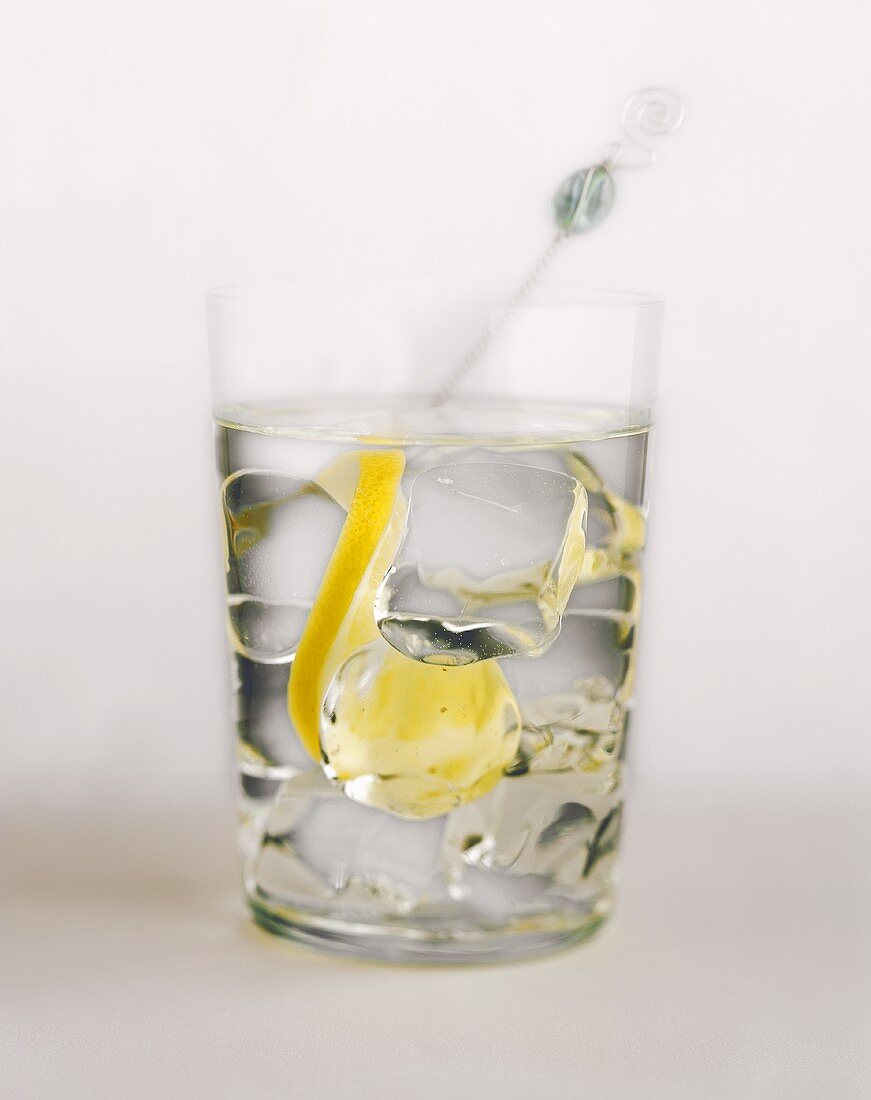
[207,285,663,963]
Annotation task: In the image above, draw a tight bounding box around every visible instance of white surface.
[2,2,871,1094]
[5,785,870,1098]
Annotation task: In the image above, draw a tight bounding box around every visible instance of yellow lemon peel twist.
[289,449,405,759]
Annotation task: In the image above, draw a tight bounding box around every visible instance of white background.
[3,2,870,1096]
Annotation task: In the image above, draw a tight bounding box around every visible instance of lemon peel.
[288,450,405,759]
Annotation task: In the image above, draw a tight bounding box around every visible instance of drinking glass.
[207,284,663,963]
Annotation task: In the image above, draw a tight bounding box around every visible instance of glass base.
[248,896,611,965]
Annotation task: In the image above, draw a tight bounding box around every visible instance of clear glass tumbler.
[207,285,663,963]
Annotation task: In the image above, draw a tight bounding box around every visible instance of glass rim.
[205,283,664,309]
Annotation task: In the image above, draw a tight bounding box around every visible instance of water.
[215,394,650,961]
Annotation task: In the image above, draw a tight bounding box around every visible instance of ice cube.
[446,776,598,877]
[504,603,632,786]
[321,638,521,820]
[234,655,311,775]
[565,434,647,510]
[507,611,631,701]
[376,462,587,665]
[406,445,569,480]
[227,595,309,664]
[516,676,625,784]
[564,451,646,587]
[222,469,344,601]
[237,773,286,861]
[444,863,551,924]
[248,770,447,918]
[443,772,622,907]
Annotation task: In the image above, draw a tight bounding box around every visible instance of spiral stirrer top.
[603,88,685,170]
[434,87,685,404]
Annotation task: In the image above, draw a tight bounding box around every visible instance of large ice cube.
[222,469,344,602]
[376,462,587,665]
[321,638,521,820]
[248,770,447,918]
[443,772,622,910]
